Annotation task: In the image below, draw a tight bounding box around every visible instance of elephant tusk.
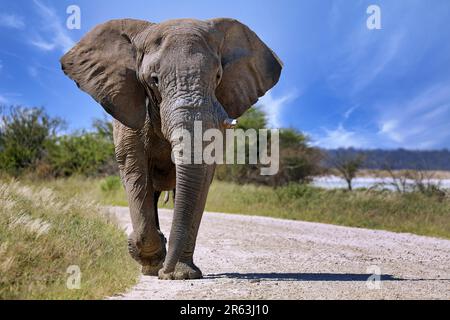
[223,118,238,129]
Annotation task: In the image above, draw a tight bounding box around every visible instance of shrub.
[0,106,64,175]
[100,176,122,192]
[46,132,115,177]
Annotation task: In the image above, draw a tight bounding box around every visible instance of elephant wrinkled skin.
[60,18,282,280]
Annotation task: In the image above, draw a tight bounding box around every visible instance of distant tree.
[323,148,450,171]
[215,106,323,186]
[0,105,65,175]
[91,116,117,175]
[329,151,366,191]
[92,115,114,143]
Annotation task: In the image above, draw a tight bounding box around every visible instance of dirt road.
[109,207,450,300]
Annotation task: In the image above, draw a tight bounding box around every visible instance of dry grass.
[0,179,139,299]
[355,169,450,179]
[27,176,450,239]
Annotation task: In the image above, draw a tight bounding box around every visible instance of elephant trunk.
[163,163,211,273]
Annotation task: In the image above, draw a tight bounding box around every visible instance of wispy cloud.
[343,105,359,120]
[312,124,369,149]
[327,26,405,97]
[376,84,450,149]
[0,13,25,29]
[29,0,75,53]
[0,94,9,105]
[259,90,299,128]
[351,31,405,95]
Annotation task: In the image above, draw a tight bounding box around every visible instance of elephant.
[60,18,282,280]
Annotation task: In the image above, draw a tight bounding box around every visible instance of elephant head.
[60,18,282,278]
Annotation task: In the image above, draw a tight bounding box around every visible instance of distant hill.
[323,148,450,171]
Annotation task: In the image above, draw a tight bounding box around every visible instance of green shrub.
[47,132,114,177]
[0,106,64,175]
[100,176,122,192]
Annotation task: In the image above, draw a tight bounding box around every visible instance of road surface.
[109,207,450,300]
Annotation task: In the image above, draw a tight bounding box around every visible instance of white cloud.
[29,0,75,53]
[327,27,405,97]
[376,84,450,149]
[258,90,299,128]
[29,38,57,51]
[312,124,369,149]
[351,30,405,95]
[0,13,25,29]
[343,105,359,120]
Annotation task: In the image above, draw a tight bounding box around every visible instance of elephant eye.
[216,71,222,84]
[151,74,159,86]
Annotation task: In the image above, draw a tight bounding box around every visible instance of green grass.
[0,178,139,299]
[206,182,450,239]
[27,176,450,240]
[2,175,447,299]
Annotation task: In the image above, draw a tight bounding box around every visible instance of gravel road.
[109,207,450,300]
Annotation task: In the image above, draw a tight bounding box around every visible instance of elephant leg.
[173,167,215,279]
[125,173,166,276]
[115,130,166,276]
[153,191,161,231]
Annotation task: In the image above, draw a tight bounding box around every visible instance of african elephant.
[60,18,282,280]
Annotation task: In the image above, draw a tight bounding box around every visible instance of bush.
[0,106,116,178]
[0,106,64,175]
[47,132,114,177]
[100,176,122,192]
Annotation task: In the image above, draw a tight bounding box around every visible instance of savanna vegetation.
[24,176,450,240]
[1,104,450,298]
[0,179,139,299]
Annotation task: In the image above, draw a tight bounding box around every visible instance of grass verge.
[0,179,139,299]
[27,176,450,239]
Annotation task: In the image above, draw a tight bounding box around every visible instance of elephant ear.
[60,19,152,129]
[210,18,283,119]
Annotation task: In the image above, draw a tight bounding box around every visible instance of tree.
[46,131,114,177]
[277,128,323,185]
[215,106,323,186]
[92,115,114,143]
[329,150,366,191]
[0,105,65,175]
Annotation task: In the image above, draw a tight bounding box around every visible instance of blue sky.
[0,0,449,149]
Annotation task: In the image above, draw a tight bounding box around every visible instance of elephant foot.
[158,261,203,280]
[128,232,167,276]
[141,259,164,276]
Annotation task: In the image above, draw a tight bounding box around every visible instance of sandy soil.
[109,207,450,300]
